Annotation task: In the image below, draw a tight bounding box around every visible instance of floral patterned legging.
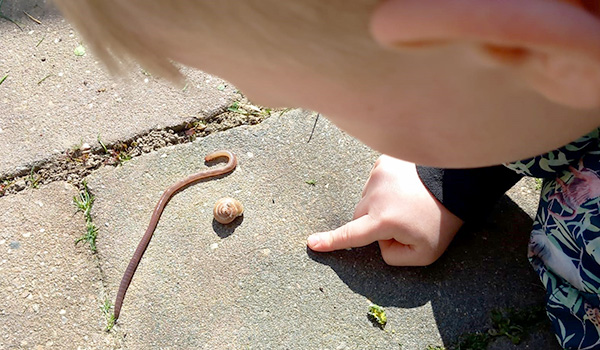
[506,128,600,349]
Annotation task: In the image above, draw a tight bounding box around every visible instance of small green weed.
[227,101,243,114]
[71,140,83,152]
[73,44,86,56]
[75,221,98,253]
[227,101,271,117]
[97,134,108,154]
[101,299,116,331]
[488,305,547,344]
[455,332,490,350]
[0,74,7,85]
[104,143,131,166]
[73,182,94,217]
[367,304,387,329]
[489,309,524,344]
[27,168,40,189]
[74,181,99,253]
[116,151,131,164]
[277,108,292,116]
[454,304,547,349]
[426,346,446,350]
[534,178,543,191]
[305,180,316,186]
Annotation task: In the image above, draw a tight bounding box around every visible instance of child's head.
[54,0,600,167]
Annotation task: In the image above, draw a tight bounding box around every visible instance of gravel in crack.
[0,103,276,196]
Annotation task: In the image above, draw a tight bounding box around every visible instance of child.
[54,0,600,348]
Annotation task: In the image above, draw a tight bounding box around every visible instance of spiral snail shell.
[213,197,244,224]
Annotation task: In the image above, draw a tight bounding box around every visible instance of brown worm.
[113,150,237,321]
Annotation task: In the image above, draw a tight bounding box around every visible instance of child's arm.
[307,156,522,266]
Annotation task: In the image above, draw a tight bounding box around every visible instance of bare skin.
[307,155,463,266]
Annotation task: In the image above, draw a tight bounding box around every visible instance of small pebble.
[13,180,26,191]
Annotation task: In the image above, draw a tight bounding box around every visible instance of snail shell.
[213,197,244,224]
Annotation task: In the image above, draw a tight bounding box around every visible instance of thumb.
[307,215,380,252]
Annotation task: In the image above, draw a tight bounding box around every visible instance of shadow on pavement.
[308,195,551,347]
[0,0,60,25]
[212,216,244,239]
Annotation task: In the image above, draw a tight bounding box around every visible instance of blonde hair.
[53,0,380,83]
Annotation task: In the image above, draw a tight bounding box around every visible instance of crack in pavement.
[0,102,276,196]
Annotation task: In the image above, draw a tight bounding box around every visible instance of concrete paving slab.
[86,110,558,350]
[0,182,117,349]
[0,0,238,178]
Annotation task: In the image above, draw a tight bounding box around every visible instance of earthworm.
[113,150,237,321]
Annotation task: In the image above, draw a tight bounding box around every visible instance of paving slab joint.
[72,181,127,340]
[0,101,279,198]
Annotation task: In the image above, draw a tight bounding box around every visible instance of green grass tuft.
[73,181,99,253]
[453,304,547,349]
[101,299,116,331]
[27,168,40,189]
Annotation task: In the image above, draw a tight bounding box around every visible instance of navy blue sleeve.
[416,165,524,222]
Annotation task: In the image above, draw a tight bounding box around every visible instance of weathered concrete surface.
[0,0,237,178]
[0,182,117,349]
[87,110,558,350]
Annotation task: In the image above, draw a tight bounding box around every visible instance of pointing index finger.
[307,214,381,252]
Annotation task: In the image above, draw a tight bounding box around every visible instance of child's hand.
[307,155,464,266]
